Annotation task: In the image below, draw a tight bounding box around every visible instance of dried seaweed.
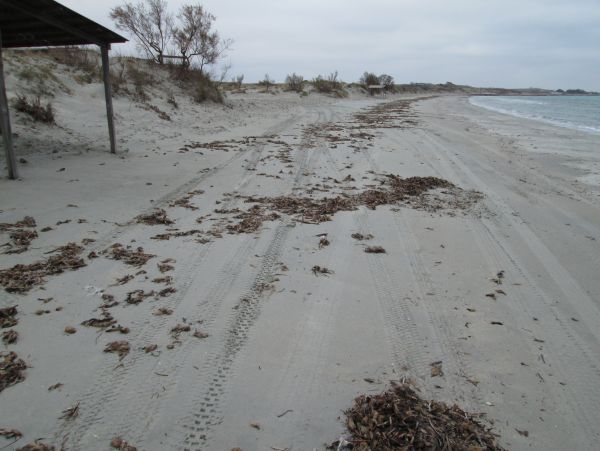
[193,330,209,339]
[158,287,177,297]
[110,437,138,451]
[82,313,116,329]
[0,306,18,328]
[331,383,504,451]
[59,402,80,420]
[135,209,174,225]
[2,330,18,344]
[6,229,38,253]
[16,441,55,451]
[0,216,36,232]
[312,265,333,276]
[351,233,373,241]
[153,307,173,316]
[157,262,175,273]
[152,276,172,285]
[364,246,386,254]
[125,290,155,305]
[0,243,86,294]
[104,341,130,359]
[151,229,202,241]
[105,244,154,267]
[0,428,22,439]
[111,274,134,286]
[170,324,191,339]
[0,351,27,392]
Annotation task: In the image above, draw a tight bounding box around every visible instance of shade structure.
[0,0,128,179]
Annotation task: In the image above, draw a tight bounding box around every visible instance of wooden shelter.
[0,0,127,179]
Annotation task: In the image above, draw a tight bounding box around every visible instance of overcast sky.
[60,0,600,90]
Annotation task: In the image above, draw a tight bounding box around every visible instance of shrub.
[127,63,156,101]
[14,95,55,124]
[258,73,275,92]
[285,73,304,92]
[379,74,395,92]
[193,72,223,103]
[360,71,380,87]
[234,74,244,89]
[312,71,346,97]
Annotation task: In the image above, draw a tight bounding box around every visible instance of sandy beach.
[1,61,600,450]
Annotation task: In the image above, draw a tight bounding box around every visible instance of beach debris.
[193,330,209,339]
[0,216,36,232]
[110,437,138,451]
[364,246,386,254]
[157,287,177,298]
[170,190,204,210]
[82,313,116,329]
[151,229,202,240]
[111,274,134,286]
[430,361,444,377]
[105,244,154,267]
[0,351,27,392]
[125,289,155,305]
[486,293,497,300]
[15,440,55,450]
[351,233,373,241]
[104,341,130,359]
[249,422,261,430]
[158,261,175,273]
[106,325,130,334]
[490,321,504,326]
[312,265,333,276]
[319,236,330,248]
[330,383,504,450]
[48,383,63,391]
[515,428,529,437]
[5,229,38,253]
[0,428,22,439]
[143,344,158,353]
[0,306,18,328]
[152,276,173,285]
[59,402,80,420]
[153,307,173,316]
[226,205,280,234]
[2,330,18,344]
[170,324,191,339]
[0,243,86,294]
[41,226,53,232]
[135,209,174,225]
[64,326,77,334]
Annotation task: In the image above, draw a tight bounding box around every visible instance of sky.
[60,0,600,90]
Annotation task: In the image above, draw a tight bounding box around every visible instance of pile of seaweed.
[0,243,86,293]
[227,175,472,233]
[330,383,504,451]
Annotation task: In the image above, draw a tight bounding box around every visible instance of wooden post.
[0,28,18,179]
[100,44,116,154]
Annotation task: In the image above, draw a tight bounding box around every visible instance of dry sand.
[1,61,600,450]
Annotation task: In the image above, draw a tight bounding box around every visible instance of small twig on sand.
[276,409,293,418]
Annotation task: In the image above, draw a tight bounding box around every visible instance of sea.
[469,95,600,135]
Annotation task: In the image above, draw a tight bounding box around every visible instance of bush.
[258,74,275,92]
[379,74,395,92]
[127,63,156,101]
[14,95,55,124]
[193,72,223,103]
[285,73,304,92]
[312,71,346,97]
[360,71,380,87]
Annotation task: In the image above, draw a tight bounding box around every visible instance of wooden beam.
[100,44,116,154]
[0,28,18,179]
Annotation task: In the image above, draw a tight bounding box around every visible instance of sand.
[1,58,600,450]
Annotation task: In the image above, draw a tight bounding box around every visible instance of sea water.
[469,95,600,135]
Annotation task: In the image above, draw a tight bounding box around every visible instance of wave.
[469,96,600,135]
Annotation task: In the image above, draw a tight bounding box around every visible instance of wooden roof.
[0,0,127,48]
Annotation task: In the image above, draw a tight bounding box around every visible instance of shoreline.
[1,93,599,450]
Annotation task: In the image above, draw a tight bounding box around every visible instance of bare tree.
[110,0,173,64]
[172,4,232,72]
